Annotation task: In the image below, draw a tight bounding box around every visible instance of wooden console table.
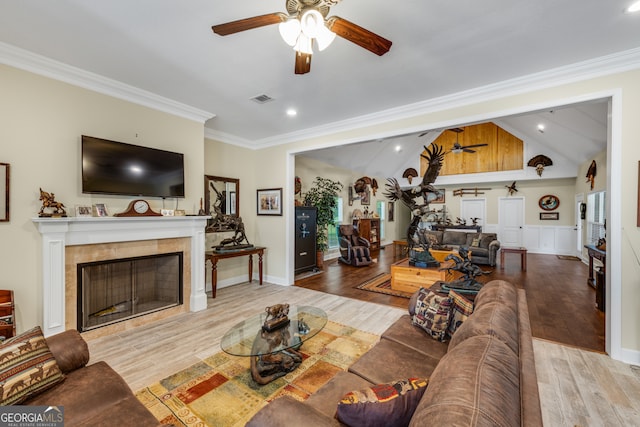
[205,246,265,298]
[585,244,605,289]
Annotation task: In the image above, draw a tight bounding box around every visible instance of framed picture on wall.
[360,188,370,205]
[540,212,559,220]
[257,188,282,216]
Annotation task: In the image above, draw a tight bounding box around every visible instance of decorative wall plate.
[539,195,560,211]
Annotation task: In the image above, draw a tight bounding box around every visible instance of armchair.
[338,225,373,266]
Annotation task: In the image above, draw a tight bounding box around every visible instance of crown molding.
[0,42,215,124]
[240,47,640,149]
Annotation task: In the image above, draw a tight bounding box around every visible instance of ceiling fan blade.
[295,52,311,74]
[462,143,489,149]
[326,16,392,56]
[212,13,286,36]
[463,148,476,153]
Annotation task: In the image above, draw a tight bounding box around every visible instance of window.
[587,191,606,245]
[376,200,385,240]
[327,197,344,249]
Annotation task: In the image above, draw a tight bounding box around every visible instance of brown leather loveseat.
[247,280,542,426]
[24,329,164,426]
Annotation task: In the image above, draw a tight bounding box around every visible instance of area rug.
[135,321,379,427]
[355,273,412,299]
[557,255,582,261]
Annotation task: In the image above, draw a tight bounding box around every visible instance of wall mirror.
[205,175,239,232]
[0,163,8,222]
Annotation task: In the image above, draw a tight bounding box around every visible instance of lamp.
[278,8,336,53]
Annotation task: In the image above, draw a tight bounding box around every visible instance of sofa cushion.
[480,233,498,248]
[0,326,65,405]
[348,339,441,385]
[448,301,519,355]
[336,378,428,427]
[475,280,518,309]
[410,335,521,427]
[466,234,482,247]
[422,230,443,245]
[305,371,374,418]
[443,231,469,246]
[246,395,340,427]
[381,315,449,360]
[411,288,452,342]
[447,290,474,337]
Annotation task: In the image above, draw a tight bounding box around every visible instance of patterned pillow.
[0,326,65,405]
[411,288,452,341]
[336,378,428,427]
[447,290,474,336]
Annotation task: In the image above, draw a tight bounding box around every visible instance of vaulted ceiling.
[0,1,629,175]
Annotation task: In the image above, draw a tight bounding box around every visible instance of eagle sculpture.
[384,143,446,249]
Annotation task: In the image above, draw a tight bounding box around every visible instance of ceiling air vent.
[250,94,274,104]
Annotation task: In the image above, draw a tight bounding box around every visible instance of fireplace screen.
[77,252,183,332]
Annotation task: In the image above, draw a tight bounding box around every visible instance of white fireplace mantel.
[33,216,210,336]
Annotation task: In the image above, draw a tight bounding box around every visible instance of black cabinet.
[295,207,317,274]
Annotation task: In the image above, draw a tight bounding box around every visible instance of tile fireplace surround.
[33,216,209,337]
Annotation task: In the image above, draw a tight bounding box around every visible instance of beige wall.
[0,65,205,333]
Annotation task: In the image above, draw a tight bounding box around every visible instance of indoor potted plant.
[303,177,343,268]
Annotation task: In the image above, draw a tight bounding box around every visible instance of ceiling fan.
[447,128,488,154]
[211,0,392,75]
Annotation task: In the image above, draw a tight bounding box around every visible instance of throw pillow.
[447,290,474,337]
[411,288,452,341]
[336,378,428,427]
[0,326,65,405]
[471,237,481,247]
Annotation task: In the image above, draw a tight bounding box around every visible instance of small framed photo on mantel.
[257,188,282,216]
[93,203,108,217]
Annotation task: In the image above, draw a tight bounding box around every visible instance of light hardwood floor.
[87,280,640,426]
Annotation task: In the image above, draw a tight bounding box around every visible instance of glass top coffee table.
[221,305,327,384]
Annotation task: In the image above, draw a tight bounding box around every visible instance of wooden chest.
[390,259,456,294]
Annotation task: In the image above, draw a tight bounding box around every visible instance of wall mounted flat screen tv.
[82,135,185,198]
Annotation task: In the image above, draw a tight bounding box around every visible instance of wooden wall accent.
[421,122,523,176]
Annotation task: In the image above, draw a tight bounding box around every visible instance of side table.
[500,247,527,271]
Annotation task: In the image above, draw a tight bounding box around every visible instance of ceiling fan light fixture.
[300,9,324,38]
[315,24,336,51]
[279,18,301,46]
[293,33,314,55]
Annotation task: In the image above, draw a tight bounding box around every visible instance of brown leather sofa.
[24,329,164,427]
[246,280,542,426]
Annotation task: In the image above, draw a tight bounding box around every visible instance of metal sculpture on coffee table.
[384,143,446,267]
[251,303,303,385]
[439,247,490,294]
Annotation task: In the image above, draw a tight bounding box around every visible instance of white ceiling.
[0,0,633,177]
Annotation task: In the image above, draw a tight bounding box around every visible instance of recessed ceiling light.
[537,124,545,133]
[286,109,297,117]
[395,145,402,152]
[627,1,640,12]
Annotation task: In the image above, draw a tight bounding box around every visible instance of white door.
[499,197,524,247]
[460,198,486,228]
[575,193,584,257]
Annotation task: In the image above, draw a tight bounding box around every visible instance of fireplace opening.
[77,252,183,332]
